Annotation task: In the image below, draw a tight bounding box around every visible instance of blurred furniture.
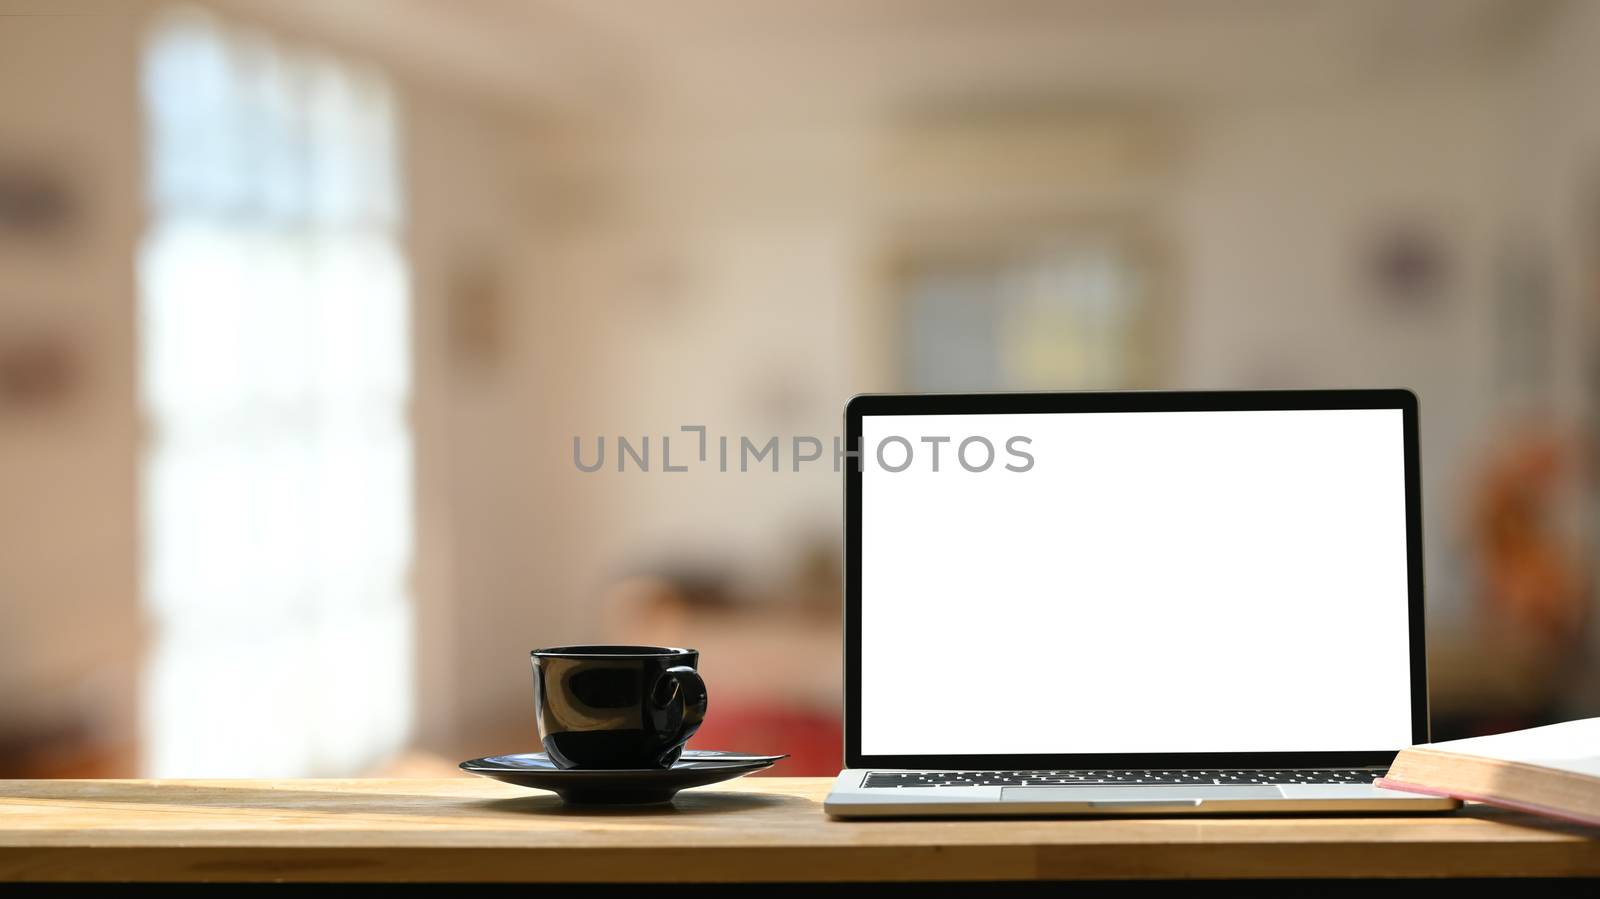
[601,553,844,775]
[688,705,840,778]
[0,715,126,779]
[3,778,1599,885]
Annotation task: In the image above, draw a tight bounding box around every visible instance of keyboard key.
[862,768,1384,788]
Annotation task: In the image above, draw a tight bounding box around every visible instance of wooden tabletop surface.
[2,777,1598,882]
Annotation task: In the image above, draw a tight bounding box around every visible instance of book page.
[1423,718,1600,778]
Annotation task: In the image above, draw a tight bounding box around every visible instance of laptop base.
[824,769,1461,818]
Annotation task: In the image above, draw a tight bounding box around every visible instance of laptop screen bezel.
[843,388,1429,771]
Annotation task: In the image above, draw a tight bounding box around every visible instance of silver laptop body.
[826,390,1457,818]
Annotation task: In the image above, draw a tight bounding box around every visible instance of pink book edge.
[1376,776,1600,828]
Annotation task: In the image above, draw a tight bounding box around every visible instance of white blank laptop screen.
[859,408,1414,756]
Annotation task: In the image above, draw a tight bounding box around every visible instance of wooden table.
[2,777,1598,883]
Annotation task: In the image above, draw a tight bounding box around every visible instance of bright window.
[137,9,412,777]
[902,236,1162,391]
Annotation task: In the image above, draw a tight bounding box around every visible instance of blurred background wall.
[3,0,1600,777]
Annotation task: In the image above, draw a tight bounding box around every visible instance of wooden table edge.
[2,777,1598,883]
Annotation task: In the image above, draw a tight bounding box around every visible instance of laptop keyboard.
[862,769,1384,788]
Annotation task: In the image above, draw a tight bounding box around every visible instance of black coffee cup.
[531,645,709,770]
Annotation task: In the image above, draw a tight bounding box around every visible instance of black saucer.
[459,750,787,805]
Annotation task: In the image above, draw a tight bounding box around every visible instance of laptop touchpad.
[1000,786,1284,803]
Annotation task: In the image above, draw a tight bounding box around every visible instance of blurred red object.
[1471,426,1590,644]
[689,703,842,777]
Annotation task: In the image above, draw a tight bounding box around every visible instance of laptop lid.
[843,389,1428,771]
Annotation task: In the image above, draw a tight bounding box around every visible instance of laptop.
[825,389,1459,817]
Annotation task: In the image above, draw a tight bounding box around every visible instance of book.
[1377,717,1600,826]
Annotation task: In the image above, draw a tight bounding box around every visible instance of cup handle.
[651,665,708,765]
